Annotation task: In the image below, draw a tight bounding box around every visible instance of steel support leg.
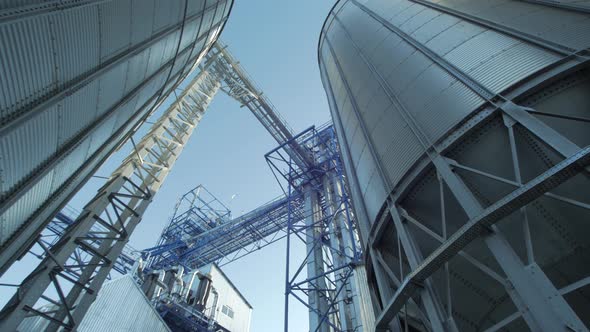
[432,155,587,331]
[304,185,331,332]
[323,175,355,331]
[388,205,459,332]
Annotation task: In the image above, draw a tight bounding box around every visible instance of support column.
[389,205,459,332]
[323,175,355,331]
[432,156,587,331]
[304,185,331,332]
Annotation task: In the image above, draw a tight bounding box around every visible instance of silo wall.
[0,0,233,273]
[319,0,590,330]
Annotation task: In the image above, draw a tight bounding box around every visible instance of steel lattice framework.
[0,60,222,331]
[138,43,373,331]
[38,209,138,276]
[1,40,373,332]
[143,189,305,270]
[206,42,314,169]
[142,124,370,332]
[266,124,368,332]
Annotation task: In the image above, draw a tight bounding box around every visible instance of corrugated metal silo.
[319,1,590,331]
[0,0,233,274]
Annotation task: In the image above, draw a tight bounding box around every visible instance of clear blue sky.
[0,2,335,331]
[77,1,334,331]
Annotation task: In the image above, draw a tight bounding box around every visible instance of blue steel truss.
[142,186,306,272]
[140,124,363,331]
[266,123,362,331]
[40,124,364,331]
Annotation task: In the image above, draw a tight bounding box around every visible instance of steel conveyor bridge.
[143,188,305,270]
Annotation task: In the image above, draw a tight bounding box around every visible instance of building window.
[221,305,234,318]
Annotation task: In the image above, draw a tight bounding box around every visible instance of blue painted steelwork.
[39,126,364,331]
[142,186,306,271]
[266,123,363,331]
[142,123,364,331]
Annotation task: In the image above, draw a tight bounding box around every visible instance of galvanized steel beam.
[203,42,314,169]
[375,146,590,329]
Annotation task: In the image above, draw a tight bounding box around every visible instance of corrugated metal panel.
[384,48,431,95]
[86,111,119,156]
[442,28,560,93]
[77,275,171,332]
[443,30,520,74]
[362,172,387,222]
[356,146,377,197]
[419,78,484,140]
[339,99,355,137]
[136,72,167,115]
[187,0,207,16]
[145,36,170,79]
[0,1,45,10]
[468,42,559,93]
[153,0,183,34]
[160,30,181,68]
[124,48,151,92]
[170,51,192,80]
[198,3,217,39]
[18,275,171,331]
[537,15,590,51]
[0,170,54,245]
[373,103,424,187]
[361,86,392,133]
[0,16,54,119]
[338,2,389,53]
[130,0,156,44]
[424,20,486,56]
[388,2,425,26]
[99,0,132,61]
[97,64,129,115]
[401,64,484,141]
[213,0,229,24]
[411,11,460,45]
[53,5,100,85]
[58,80,100,146]
[50,137,92,193]
[348,124,364,166]
[178,18,200,51]
[398,6,441,35]
[0,107,58,193]
[113,93,143,133]
[433,0,590,50]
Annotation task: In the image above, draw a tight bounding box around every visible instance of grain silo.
[0,0,233,274]
[319,1,590,330]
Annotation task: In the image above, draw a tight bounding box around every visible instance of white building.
[190,264,253,332]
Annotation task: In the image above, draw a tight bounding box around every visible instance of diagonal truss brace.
[376,146,590,328]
